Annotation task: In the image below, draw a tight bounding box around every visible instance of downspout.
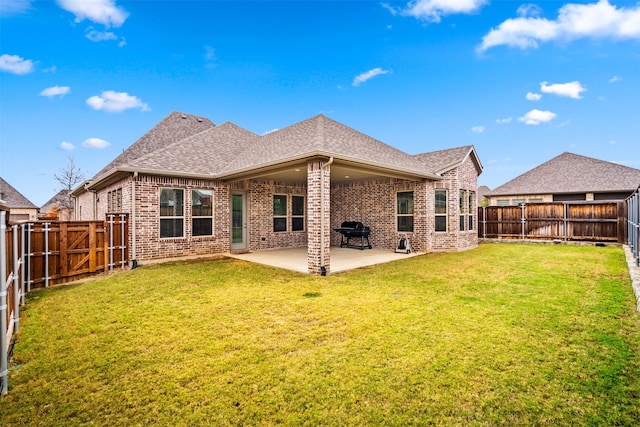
[131,172,138,268]
[320,157,333,276]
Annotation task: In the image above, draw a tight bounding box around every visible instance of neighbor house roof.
[489,152,640,196]
[80,111,482,191]
[41,189,71,212]
[0,177,38,209]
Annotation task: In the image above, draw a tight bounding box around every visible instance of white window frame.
[435,189,447,232]
[192,189,213,237]
[397,191,414,232]
[160,188,184,238]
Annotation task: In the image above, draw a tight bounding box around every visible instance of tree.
[54,156,86,212]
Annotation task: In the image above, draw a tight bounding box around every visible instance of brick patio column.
[307,160,331,275]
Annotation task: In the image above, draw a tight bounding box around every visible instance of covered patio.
[227,246,422,274]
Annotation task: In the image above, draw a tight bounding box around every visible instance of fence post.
[120,214,126,268]
[44,222,50,288]
[26,223,31,293]
[20,224,25,305]
[12,225,19,334]
[1,211,8,395]
[520,203,526,241]
[108,215,114,271]
[482,206,486,239]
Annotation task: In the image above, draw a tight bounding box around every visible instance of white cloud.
[40,85,71,97]
[59,141,75,151]
[1,0,33,15]
[526,92,542,101]
[0,53,34,74]
[86,28,118,42]
[517,4,543,18]
[471,126,485,133]
[401,0,488,23]
[478,0,640,52]
[86,90,149,112]
[352,67,391,86]
[496,117,512,124]
[82,137,110,149]
[609,75,622,83]
[57,0,128,27]
[518,109,557,125]
[540,81,586,99]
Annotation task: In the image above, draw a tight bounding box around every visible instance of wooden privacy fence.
[1,213,128,394]
[628,188,640,267]
[478,202,626,243]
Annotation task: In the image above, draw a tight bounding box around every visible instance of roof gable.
[490,152,640,196]
[0,177,38,209]
[413,145,482,175]
[92,111,215,180]
[220,114,440,177]
[127,122,260,175]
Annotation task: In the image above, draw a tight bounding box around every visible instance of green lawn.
[2,243,639,426]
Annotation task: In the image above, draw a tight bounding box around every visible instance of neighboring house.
[0,177,38,222]
[73,111,483,275]
[40,190,73,221]
[487,152,640,206]
[477,185,491,206]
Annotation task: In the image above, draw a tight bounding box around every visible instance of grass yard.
[1,243,639,426]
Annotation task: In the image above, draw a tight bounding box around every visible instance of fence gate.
[1,213,128,394]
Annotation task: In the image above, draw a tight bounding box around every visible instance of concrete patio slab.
[226,246,421,274]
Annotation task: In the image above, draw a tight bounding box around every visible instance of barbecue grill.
[333,221,372,250]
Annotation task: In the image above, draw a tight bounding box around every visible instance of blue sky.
[1,0,639,206]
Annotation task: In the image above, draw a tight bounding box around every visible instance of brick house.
[73,111,482,275]
[0,177,39,222]
[487,152,640,206]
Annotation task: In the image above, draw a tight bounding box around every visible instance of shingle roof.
[127,122,259,175]
[412,145,481,174]
[0,177,38,209]
[490,152,640,196]
[41,189,72,212]
[92,111,215,180]
[219,114,441,177]
[88,112,482,186]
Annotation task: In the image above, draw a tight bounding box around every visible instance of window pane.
[459,190,466,213]
[292,196,304,216]
[192,190,213,216]
[435,216,446,232]
[435,190,447,214]
[192,218,212,236]
[468,215,474,231]
[292,217,304,231]
[160,218,183,238]
[273,217,287,232]
[460,215,465,231]
[273,195,287,216]
[397,191,414,215]
[160,189,184,216]
[398,216,413,232]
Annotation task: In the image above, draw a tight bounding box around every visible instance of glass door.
[231,193,247,251]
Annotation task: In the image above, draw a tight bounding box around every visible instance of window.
[528,198,543,203]
[459,190,466,231]
[273,195,287,232]
[107,188,122,212]
[292,195,305,232]
[512,199,526,206]
[497,200,509,206]
[435,189,447,232]
[160,188,184,238]
[192,189,213,236]
[397,191,414,232]
[468,191,475,231]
